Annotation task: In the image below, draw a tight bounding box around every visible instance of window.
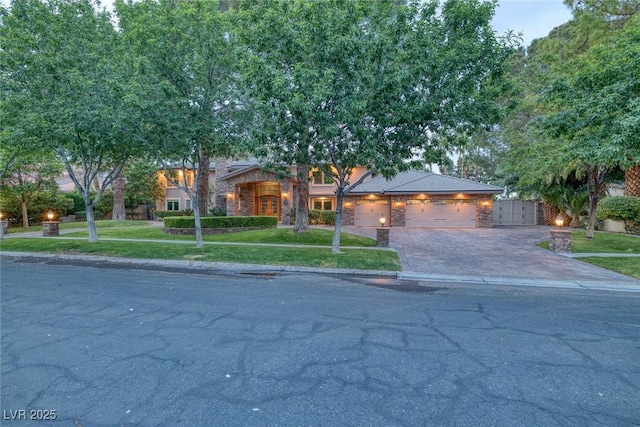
[311,169,333,185]
[166,200,180,211]
[185,199,192,211]
[311,198,334,210]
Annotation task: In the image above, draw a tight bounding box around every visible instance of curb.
[0,251,397,279]
[3,251,640,293]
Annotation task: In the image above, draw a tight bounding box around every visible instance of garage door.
[405,199,476,228]
[354,199,389,226]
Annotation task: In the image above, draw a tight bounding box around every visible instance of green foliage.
[597,196,640,222]
[124,161,164,211]
[308,210,336,226]
[163,216,278,229]
[0,189,74,224]
[208,207,227,217]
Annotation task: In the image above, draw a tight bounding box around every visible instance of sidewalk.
[2,225,640,293]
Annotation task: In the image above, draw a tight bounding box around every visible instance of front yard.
[542,230,640,279]
[0,221,400,271]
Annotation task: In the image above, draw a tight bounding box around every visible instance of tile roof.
[346,170,503,195]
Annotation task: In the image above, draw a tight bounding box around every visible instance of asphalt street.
[1,256,639,426]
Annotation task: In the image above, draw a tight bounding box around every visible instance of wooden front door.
[258,195,279,217]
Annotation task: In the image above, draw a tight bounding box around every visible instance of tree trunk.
[294,163,310,233]
[112,172,126,221]
[624,164,640,196]
[585,165,608,239]
[193,196,204,249]
[331,186,345,254]
[21,200,29,230]
[85,199,99,243]
[197,150,210,217]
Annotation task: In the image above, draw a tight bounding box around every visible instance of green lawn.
[539,230,640,279]
[1,221,398,271]
[569,230,640,253]
[4,220,151,234]
[62,224,377,247]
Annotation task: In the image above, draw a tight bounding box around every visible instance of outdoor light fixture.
[555,214,564,228]
[226,192,234,199]
[379,214,386,227]
[47,210,54,221]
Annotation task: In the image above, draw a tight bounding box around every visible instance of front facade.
[157,160,503,228]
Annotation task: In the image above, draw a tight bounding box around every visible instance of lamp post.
[550,213,571,252]
[42,210,60,237]
[0,212,6,239]
[376,214,389,247]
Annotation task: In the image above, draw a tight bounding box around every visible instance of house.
[157,160,504,228]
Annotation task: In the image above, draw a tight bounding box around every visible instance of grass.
[4,220,151,234]
[62,224,377,247]
[579,257,640,279]
[1,220,399,270]
[0,238,400,271]
[538,229,640,279]
[569,230,640,253]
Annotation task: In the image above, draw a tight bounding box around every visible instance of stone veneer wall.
[391,196,407,226]
[476,196,494,228]
[342,202,355,225]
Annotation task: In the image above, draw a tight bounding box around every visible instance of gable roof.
[346,170,503,195]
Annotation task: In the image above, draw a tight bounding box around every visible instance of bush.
[209,207,227,217]
[163,216,278,229]
[597,196,640,221]
[597,196,640,235]
[308,209,336,225]
[154,210,189,219]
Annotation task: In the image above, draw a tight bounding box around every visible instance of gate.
[493,200,539,225]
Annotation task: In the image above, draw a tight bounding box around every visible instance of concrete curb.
[3,251,640,293]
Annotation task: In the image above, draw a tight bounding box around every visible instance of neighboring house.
[157,159,504,228]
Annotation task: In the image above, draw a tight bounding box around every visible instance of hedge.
[596,196,640,222]
[309,210,336,225]
[163,216,278,229]
[597,196,640,234]
[155,210,192,219]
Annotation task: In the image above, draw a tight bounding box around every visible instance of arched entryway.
[255,182,281,219]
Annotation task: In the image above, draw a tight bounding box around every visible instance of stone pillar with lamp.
[376,214,389,248]
[549,214,572,252]
[0,212,7,239]
[42,210,60,237]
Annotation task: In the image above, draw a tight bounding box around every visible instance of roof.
[346,170,504,195]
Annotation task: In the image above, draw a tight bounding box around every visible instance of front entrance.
[258,195,279,216]
[255,182,281,219]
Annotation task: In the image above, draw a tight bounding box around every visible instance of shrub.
[209,207,227,217]
[163,216,278,229]
[154,210,189,219]
[597,196,640,235]
[597,196,640,221]
[308,209,336,225]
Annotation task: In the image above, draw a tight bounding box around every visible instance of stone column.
[549,229,571,252]
[376,227,389,248]
[42,221,60,237]
[1,220,8,238]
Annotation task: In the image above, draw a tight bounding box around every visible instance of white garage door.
[354,199,389,226]
[405,199,476,228]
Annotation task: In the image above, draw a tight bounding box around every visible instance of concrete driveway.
[341,225,640,284]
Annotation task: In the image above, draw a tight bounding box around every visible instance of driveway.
[341,225,640,284]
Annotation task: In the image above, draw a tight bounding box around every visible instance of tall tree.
[0,152,62,229]
[1,0,137,242]
[116,0,247,248]
[240,0,514,253]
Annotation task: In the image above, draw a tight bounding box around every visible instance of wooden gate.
[493,200,539,225]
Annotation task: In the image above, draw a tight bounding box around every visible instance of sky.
[492,0,574,46]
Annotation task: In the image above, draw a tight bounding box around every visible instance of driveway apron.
[341,225,639,284]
